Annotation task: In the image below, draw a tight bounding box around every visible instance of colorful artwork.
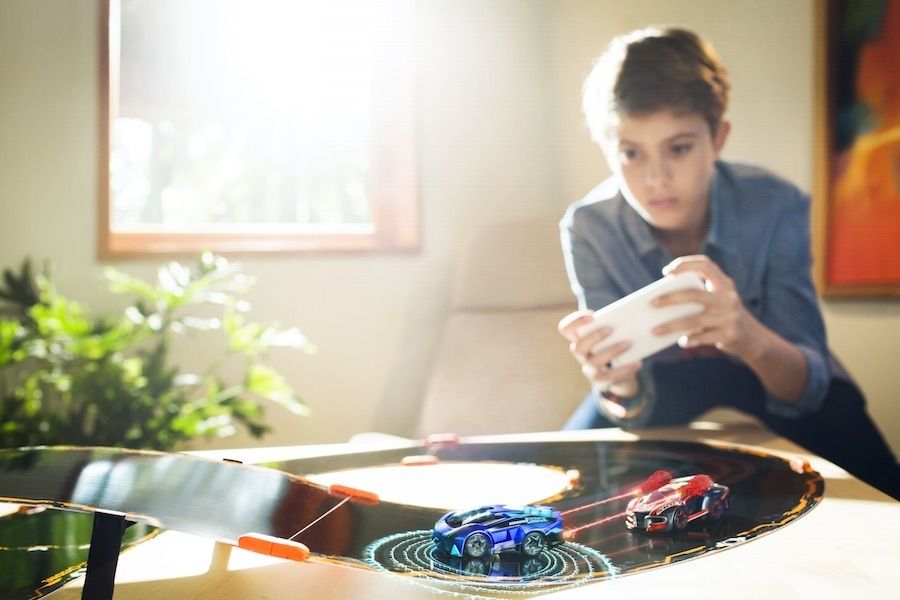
[823,0,900,296]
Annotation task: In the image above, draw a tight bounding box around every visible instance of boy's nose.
[643,160,669,185]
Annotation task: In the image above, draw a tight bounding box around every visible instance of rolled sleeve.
[765,344,829,418]
[761,186,831,418]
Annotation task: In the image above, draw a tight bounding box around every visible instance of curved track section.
[363,529,618,598]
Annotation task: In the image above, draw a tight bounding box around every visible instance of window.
[99,0,418,258]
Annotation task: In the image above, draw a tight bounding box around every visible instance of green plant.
[0,253,313,450]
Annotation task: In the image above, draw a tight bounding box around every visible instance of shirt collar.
[621,196,659,256]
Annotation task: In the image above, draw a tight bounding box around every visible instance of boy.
[558,27,898,498]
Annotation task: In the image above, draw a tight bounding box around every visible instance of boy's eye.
[670,143,693,156]
[620,148,640,162]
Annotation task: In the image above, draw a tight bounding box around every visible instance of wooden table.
[48,418,898,599]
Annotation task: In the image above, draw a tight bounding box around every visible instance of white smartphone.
[576,271,707,367]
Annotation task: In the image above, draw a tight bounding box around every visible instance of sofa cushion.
[416,308,586,436]
[452,216,574,310]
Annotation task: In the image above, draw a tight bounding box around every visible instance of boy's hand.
[652,255,760,360]
[559,310,642,396]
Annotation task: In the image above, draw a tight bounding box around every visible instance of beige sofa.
[416,216,586,436]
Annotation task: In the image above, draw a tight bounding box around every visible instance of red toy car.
[625,474,729,533]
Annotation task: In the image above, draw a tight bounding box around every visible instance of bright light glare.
[112,0,384,229]
[307,462,572,510]
[67,531,217,584]
[0,502,21,519]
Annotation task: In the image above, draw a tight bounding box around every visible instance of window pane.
[111,0,379,233]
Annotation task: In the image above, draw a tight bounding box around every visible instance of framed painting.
[814,0,900,298]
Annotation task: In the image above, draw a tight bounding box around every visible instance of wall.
[0,0,897,455]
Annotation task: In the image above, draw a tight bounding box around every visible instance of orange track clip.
[789,456,811,474]
[328,484,380,505]
[426,433,460,446]
[237,533,310,562]
[401,454,439,466]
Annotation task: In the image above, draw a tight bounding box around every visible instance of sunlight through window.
[100,0,418,257]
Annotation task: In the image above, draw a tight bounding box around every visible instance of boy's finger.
[558,310,595,340]
[652,288,710,307]
[586,340,631,368]
[661,254,704,274]
[587,360,642,386]
[663,255,728,289]
[572,326,613,356]
[678,330,720,349]
[652,313,713,336]
[600,361,643,384]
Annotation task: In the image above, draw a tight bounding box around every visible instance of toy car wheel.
[520,531,545,557]
[708,499,724,521]
[463,559,488,575]
[463,532,491,558]
[671,507,687,530]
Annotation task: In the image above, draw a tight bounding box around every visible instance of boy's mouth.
[648,197,678,209]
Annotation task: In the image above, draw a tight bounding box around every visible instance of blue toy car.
[432,504,564,558]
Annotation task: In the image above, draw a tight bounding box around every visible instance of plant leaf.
[245,364,309,415]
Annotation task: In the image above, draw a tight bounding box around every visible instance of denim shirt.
[560,160,835,422]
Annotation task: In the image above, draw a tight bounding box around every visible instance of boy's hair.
[583,27,730,143]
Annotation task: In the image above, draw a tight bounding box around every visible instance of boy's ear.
[713,120,731,155]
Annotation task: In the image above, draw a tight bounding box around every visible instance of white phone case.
[576,271,706,367]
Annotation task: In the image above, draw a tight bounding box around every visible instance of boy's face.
[603,110,729,238]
